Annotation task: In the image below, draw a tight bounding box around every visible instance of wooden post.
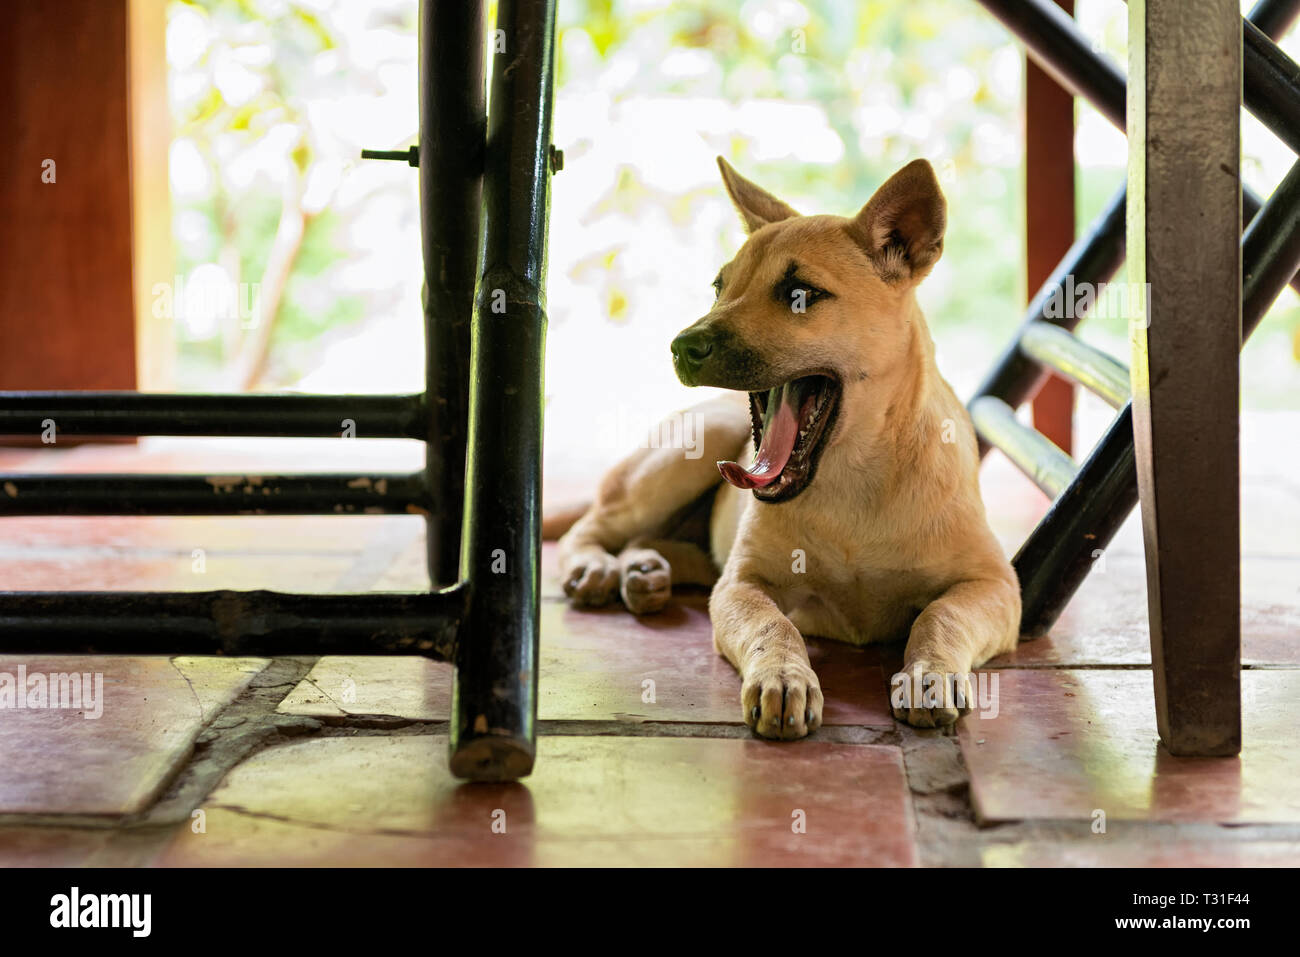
[1026,0,1076,455]
[1127,0,1242,756]
[0,0,139,404]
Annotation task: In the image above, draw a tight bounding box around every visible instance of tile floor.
[0,414,1297,867]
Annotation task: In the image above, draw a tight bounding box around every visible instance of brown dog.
[556,157,1020,738]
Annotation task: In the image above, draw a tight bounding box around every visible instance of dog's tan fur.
[557,157,1020,738]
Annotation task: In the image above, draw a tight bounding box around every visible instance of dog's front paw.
[741,656,823,740]
[891,658,973,729]
[620,550,671,615]
[562,550,621,608]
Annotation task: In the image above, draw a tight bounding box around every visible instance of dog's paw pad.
[562,552,620,608]
[620,555,671,615]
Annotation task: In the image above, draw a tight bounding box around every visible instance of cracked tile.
[276,656,450,720]
[159,735,916,866]
[960,670,1300,825]
[0,656,267,815]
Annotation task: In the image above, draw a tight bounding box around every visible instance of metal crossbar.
[976,0,1300,298]
[0,0,557,782]
[1017,322,1129,408]
[970,0,1300,638]
[969,396,1078,498]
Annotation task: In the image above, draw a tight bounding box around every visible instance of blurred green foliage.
[166,0,1297,404]
[167,0,386,389]
[553,0,1044,352]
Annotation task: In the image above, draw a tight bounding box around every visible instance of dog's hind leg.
[617,537,719,615]
[559,394,750,611]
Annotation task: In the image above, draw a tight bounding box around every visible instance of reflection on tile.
[0,656,266,815]
[279,598,895,727]
[0,554,359,593]
[160,735,916,867]
[960,670,1300,825]
[979,453,1300,669]
[539,599,897,725]
[0,514,425,593]
[0,436,421,475]
[990,548,1300,668]
[0,514,415,552]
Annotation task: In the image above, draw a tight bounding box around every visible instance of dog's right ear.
[850,159,947,284]
[717,157,800,234]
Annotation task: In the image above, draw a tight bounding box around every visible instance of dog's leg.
[559,394,749,609]
[616,538,718,615]
[559,498,623,608]
[894,577,1020,728]
[711,575,823,740]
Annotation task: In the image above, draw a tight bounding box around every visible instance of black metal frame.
[970,0,1300,636]
[0,0,557,782]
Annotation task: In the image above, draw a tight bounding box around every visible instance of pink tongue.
[718,390,800,490]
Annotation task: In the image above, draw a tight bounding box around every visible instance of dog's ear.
[717,156,800,234]
[850,159,947,283]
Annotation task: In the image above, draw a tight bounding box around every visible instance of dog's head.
[671,157,946,502]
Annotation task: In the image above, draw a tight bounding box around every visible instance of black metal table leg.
[448,0,558,781]
[420,0,485,588]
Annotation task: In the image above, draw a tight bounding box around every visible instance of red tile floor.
[0,416,1297,867]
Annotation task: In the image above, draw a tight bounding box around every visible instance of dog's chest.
[760,536,942,645]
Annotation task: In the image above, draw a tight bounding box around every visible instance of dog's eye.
[712,275,724,299]
[775,277,829,314]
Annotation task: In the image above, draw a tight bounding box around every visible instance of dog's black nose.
[670,328,713,375]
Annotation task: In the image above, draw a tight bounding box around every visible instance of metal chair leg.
[448,0,558,781]
[420,0,485,589]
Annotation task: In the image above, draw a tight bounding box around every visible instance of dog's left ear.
[717,156,801,234]
[850,159,947,283]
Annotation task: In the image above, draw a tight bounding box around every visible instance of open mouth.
[717,374,841,502]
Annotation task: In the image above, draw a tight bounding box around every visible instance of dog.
[555,156,1020,738]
